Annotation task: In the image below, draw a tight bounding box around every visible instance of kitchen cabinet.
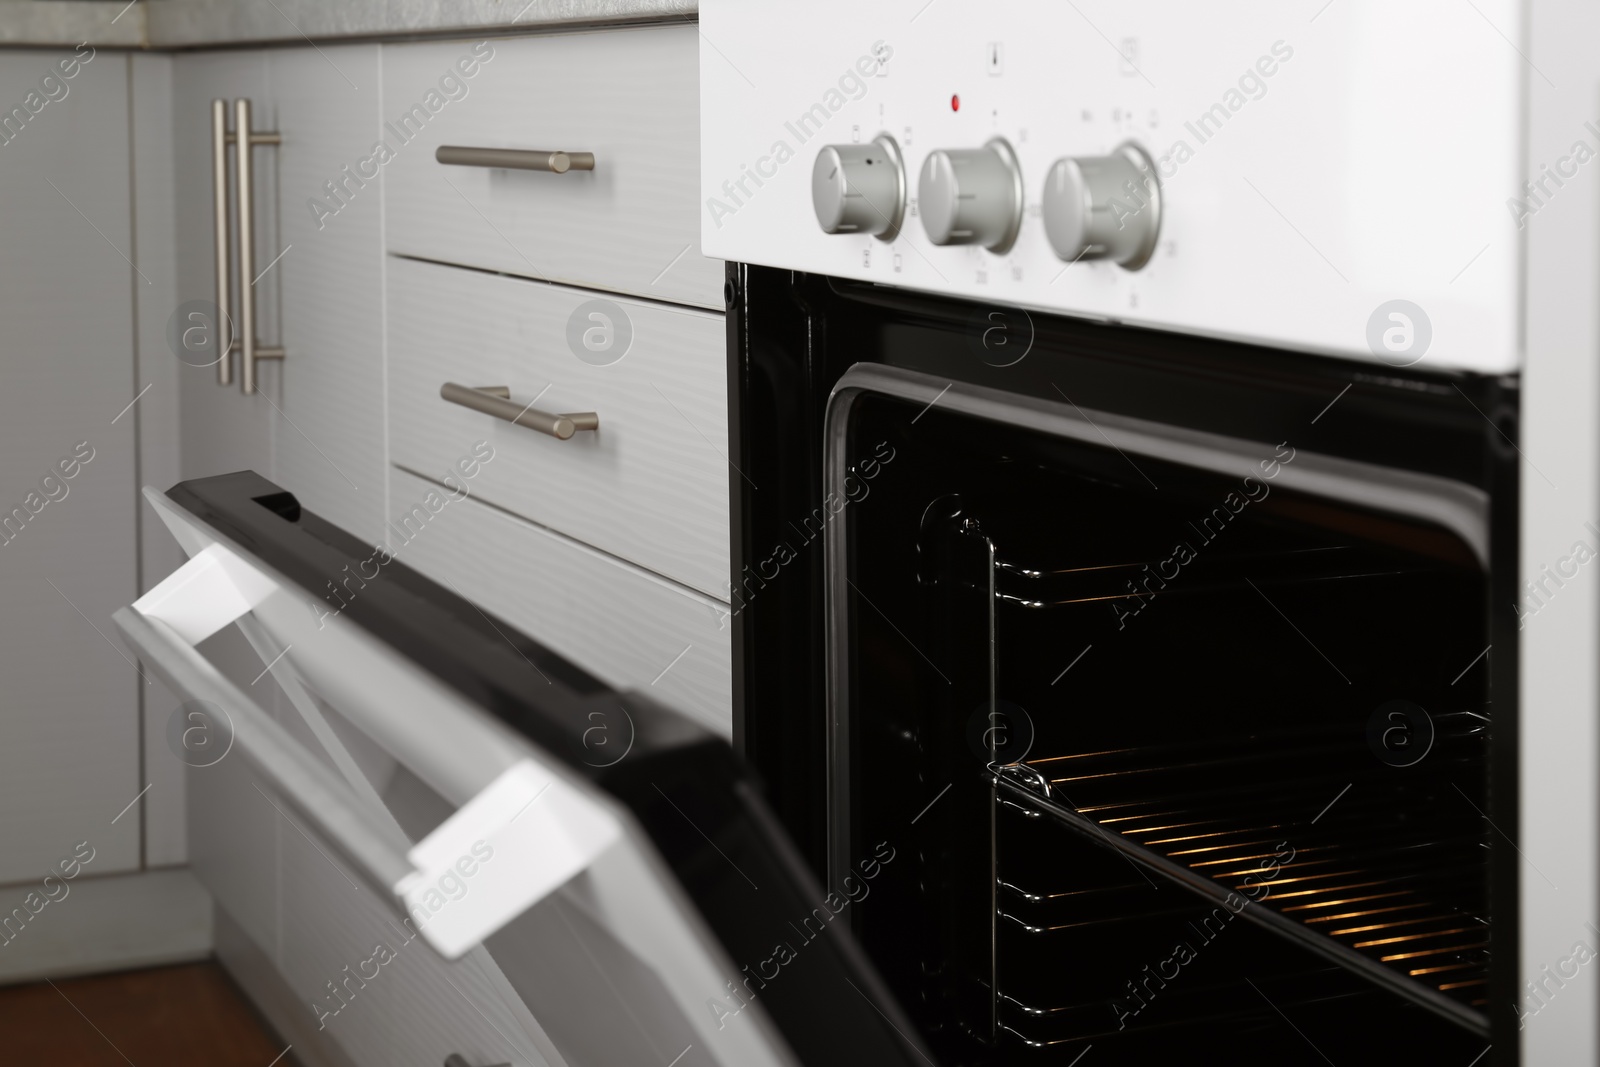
[5,15,739,1063]
[131,49,191,871]
[159,49,280,881]
[265,45,387,547]
[386,467,733,735]
[172,44,387,543]
[171,50,275,485]
[185,731,281,960]
[155,27,738,1065]
[163,42,388,863]
[169,592,570,1067]
[382,28,720,309]
[0,47,141,883]
[276,791,562,1067]
[386,257,730,599]
[171,45,530,1067]
[373,26,733,744]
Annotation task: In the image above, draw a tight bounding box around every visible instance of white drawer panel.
[386,256,729,599]
[277,799,552,1067]
[181,652,546,1067]
[386,468,732,737]
[380,27,721,308]
[187,744,281,959]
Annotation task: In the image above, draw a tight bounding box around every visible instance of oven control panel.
[700,0,1521,373]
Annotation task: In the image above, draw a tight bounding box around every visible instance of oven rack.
[993,544,1409,610]
[993,763,1490,1037]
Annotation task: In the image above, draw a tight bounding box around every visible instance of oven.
[726,270,1515,1063]
[702,2,1526,1063]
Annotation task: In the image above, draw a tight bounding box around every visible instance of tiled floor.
[0,961,293,1066]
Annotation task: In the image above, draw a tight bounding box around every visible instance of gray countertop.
[0,0,695,49]
[0,2,143,47]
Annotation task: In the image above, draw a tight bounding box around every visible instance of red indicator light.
[951,94,961,112]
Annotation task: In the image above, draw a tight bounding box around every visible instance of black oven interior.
[838,393,1491,1064]
[728,265,1519,1066]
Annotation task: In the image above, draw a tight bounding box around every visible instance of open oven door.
[115,471,927,1067]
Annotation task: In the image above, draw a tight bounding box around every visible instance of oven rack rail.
[992,769,1489,1037]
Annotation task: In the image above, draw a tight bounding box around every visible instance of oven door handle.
[112,606,418,895]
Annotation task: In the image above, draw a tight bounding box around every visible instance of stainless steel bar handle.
[227,131,283,147]
[439,383,599,440]
[211,100,233,385]
[235,98,257,393]
[234,98,284,396]
[435,146,596,174]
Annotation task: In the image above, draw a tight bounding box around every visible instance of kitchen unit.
[1,8,754,1067]
[0,1,1595,1066]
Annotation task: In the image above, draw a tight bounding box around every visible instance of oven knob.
[811,135,906,240]
[1041,142,1162,270]
[917,138,1023,253]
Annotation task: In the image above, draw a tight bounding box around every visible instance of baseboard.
[214,906,359,1067]
[0,867,211,986]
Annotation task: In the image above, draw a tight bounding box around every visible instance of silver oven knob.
[1041,142,1162,270]
[917,138,1023,254]
[812,135,905,240]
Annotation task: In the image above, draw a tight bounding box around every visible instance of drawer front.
[156,631,556,1067]
[387,468,732,737]
[380,27,720,308]
[278,814,549,1067]
[187,717,526,1067]
[187,747,282,960]
[387,257,730,599]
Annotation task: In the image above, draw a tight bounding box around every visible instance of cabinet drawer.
[387,468,732,737]
[193,727,547,1067]
[380,27,720,308]
[187,743,281,960]
[387,256,729,600]
[277,814,540,1067]
[148,622,556,1067]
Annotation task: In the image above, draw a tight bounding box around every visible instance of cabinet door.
[172,50,274,484]
[170,42,389,889]
[0,48,140,881]
[174,46,386,543]
[168,50,282,937]
[266,46,387,546]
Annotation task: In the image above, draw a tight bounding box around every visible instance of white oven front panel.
[700,0,1522,374]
